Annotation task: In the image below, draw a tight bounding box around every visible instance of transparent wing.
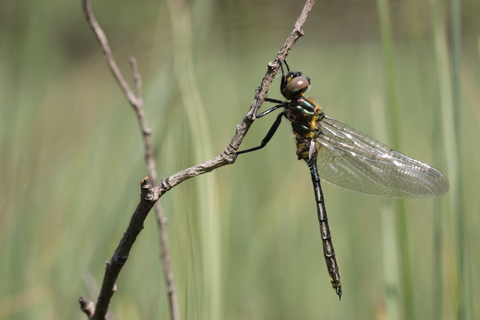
[315,116,449,198]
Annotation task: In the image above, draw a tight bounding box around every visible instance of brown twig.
[79,0,315,319]
[80,1,177,319]
[94,177,158,320]
[158,0,315,191]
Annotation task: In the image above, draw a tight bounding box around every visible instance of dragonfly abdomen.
[308,159,342,298]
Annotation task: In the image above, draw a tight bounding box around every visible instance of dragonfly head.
[281,71,311,100]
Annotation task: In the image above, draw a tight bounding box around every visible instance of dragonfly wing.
[315,116,449,198]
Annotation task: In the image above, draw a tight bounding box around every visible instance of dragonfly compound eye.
[285,76,310,96]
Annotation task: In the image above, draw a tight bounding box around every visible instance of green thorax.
[284,96,324,160]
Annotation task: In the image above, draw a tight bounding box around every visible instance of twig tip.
[79,296,95,317]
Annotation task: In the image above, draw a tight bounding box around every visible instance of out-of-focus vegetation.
[1,0,479,319]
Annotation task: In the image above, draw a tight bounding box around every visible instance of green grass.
[1,0,479,319]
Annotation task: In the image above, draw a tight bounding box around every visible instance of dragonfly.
[236,61,449,299]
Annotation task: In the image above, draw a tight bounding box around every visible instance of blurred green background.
[1,0,479,319]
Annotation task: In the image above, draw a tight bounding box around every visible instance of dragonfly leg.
[237,112,285,155]
[256,103,284,118]
[264,97,284,104]
[282,60,291,73]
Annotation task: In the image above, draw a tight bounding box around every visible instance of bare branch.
[80,1,177,319]
[156,206,180,320]
[79,0,315,319]
[92,177,158,320]
[130,57,142,100]
[227,0,315,151]
[81,0,138,106]
[154,0,317,186]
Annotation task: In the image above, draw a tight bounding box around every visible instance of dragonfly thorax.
[285,96,324,161]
